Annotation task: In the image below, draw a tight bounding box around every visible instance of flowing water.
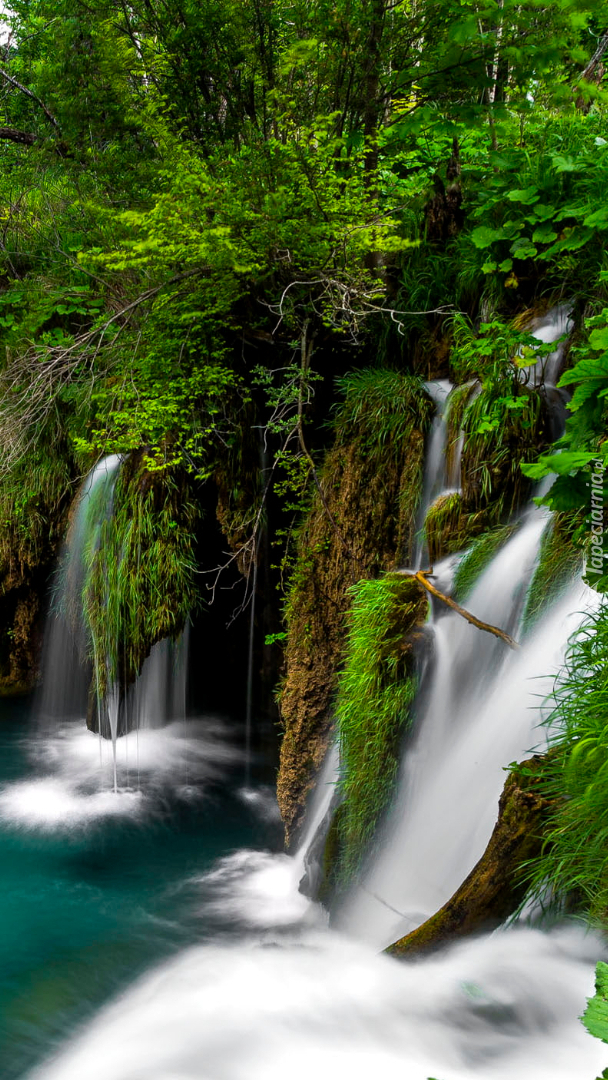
[338,516,597,946]
[1,373,606,1078]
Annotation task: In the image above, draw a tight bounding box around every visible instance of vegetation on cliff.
[332,572,428,884]
[0,0,605,949]
[277,369,430,843]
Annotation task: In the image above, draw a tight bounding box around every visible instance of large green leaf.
[583,963,608,1045]
[471,226,506,249]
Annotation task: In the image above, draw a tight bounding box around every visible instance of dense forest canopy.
[0,0,605,513]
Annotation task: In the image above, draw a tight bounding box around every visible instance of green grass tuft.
[521,515,583,636]
[522,602,608,920]
[334,573,428,884]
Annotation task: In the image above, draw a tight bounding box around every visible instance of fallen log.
[385,755,550,958]
[395,569,519,650]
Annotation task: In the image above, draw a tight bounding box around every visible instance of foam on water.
[0,719,239,831]
[27,918,606,1080]
[196,849,314,927]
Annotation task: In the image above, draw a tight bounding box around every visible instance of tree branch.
[0,66,60,131]
[0,126,36,146]
[395,569,519,649]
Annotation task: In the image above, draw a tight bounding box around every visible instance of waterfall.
[337,498,598,948]
[38,454,122,728]
[413,379,453,568]
[34,455,192,797]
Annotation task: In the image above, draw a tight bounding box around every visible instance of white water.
[524,303,573,391]
[36,455,195,800]
[338,504,598,948]
[27,906,606,1080]
[0,719,239,831]
[414,379,453,567]
[21,511,607,1079]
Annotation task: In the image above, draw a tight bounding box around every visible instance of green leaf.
[532,222,558,244]
[506,186,539,205]
[522,451,597,478]
[471,226,505,249]
[584,208,608,229]
[589,327,608,351]
[583,962,608,1045]
[509,237,537,259]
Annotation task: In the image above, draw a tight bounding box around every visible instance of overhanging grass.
[453,523,516,602]
[335,573,428,884]
[82,457,200,699]
[521,514,583,636]
[522,603,608,921]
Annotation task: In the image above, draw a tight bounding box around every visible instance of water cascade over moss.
[81,455,200,720]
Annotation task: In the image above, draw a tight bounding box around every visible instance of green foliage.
[335,573,428,883]
[522,303,608,593]
[461,116,608,297]
[523,603,608,919]
[583,962,608,1045]
[453,524,516,602]
[0,429,73,577]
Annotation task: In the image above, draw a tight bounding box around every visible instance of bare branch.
[395,569,519,649]
[0,66,60,131]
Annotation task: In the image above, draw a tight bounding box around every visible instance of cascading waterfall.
[337,506,596,947]
[10,455,198,817]
[413,379,453,567]
[38,454,122,728]
[10,306,605,1080]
